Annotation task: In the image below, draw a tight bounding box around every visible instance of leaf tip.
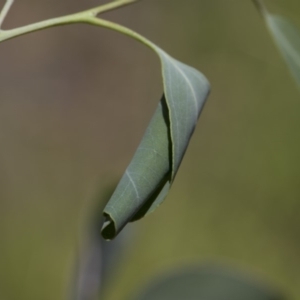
[101,214,116,240]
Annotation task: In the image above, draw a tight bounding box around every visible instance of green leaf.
[101,43,210,240]
[255,1,300,88]
[133,265,284,300]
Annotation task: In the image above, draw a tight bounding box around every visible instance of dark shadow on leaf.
[130,95,172,221]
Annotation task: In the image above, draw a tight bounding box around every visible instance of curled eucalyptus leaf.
[101,45,210,240]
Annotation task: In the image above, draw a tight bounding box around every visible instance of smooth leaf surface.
[133,265,284,300]
[262,10,300,88]
[101,44,210,240]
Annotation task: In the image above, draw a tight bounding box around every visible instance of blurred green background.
[0,0,300,299]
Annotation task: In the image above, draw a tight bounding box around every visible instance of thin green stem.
[0,0,14,28]
[0,0,141,42]
[0,12,86,42]
[85,16,153,49]
[89,0,141,17]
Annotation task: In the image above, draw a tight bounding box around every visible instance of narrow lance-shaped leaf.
[101,34,210,240]
[254,0,300,88]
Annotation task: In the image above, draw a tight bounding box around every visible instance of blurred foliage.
[260,10,300,88]
[0,0,300,300]
[132,264,283,300]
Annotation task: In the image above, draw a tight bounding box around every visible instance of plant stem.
[0,0,141,42]
[85,16,152,49]
[252,0,268,17]
[0,0,14,28]
[0,12,84,42]
[89,0,141,17]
